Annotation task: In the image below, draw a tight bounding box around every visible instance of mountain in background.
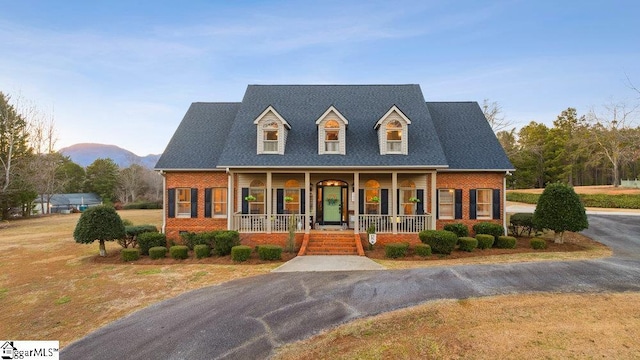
[60,143,161,168]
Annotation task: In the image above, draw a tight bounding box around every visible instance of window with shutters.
[365,180,381,214]
[399,180,416,215]
[213,188,227,217]
[176,188,191,218]
[284,179,300,213]
[249,180,265,214]
[477,189,492,219]
[438,189,454,219]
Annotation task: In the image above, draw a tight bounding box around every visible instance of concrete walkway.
[272,255,385,272]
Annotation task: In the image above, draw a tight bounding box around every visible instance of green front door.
[323,186,342,224]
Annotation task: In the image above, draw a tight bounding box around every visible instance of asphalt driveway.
[62,215,640,360]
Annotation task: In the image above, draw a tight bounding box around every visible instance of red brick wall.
[436,172,505,234]
[240,233,304,248]
[164,171,229,242]
[359,233,420,248]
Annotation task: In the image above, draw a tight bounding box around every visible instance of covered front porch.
[227,170,436,234]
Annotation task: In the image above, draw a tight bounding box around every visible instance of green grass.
[0,288,8,299]
[190,271,208,281]
[136,268,162,275]
[507,192,640,209]
[55,296,71,305]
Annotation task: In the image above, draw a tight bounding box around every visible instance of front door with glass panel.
[322,186,342,224]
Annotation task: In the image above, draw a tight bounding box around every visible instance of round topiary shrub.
[231,245,252,262]
[149,246,167,260]
[414,243,432,257]
[257,245,282,260]
[170,245,189,259]
[194,244,211,259]
[73,205,126,257]
[458,237,478,252]
[472,222,505,239]
[530,237,547,250]
[121,248,140,261]
[385,243,409,258]
[533,182,588,243]
[419,230,458,255]
[495,235,517,249]
[476,234,495,249]
[443,223,469,238]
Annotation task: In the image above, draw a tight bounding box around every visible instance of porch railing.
[232,213,305,233]
[359,214,432,233]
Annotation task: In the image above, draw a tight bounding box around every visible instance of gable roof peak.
[315,105,349,125]
[253,105,291,129]
[374,105,412,129]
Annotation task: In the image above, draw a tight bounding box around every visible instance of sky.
[1,0,639,156]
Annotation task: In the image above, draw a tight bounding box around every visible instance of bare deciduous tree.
[482,99,513,133]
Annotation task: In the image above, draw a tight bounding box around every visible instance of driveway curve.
[62,215,640,360]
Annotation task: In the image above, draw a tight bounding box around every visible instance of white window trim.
[212,187,227,218]
[477,188,493,220]
[316,106,348,155]
[253,106,290,155]
[374,105,411,155]
[438,189,454,220]
[176,188,191,218]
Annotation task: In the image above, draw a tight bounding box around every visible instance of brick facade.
[164,171,229,242]
[435,172,505,234]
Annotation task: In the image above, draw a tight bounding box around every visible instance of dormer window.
[324,120,340,152]
[316,106,348,155]
[263,122,279,152]
[386,120,402,153]
[253,106,290,155]
[375,105,411,155]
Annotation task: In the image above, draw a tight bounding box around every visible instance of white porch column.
[431,171,437,230]
[305,171,311,234]
[227,171,233,231]
[503,173,508,235]
[161,172,166,233]
[354,172,360,234]
[266,171,272,234]
[392,171,398,234]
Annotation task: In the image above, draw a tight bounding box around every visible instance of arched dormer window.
[316,106,348,155]
[253,106,290,155]
[374,105,411,155]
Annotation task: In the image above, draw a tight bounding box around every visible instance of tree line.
[486,99,639,189]
[0,92,161,219]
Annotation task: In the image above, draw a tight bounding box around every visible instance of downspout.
[503,172,508,235]
[160,171,166,234]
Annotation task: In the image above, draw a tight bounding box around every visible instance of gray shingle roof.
[156,85,513,171]
[155,102,240,169]
[427,102,514,170]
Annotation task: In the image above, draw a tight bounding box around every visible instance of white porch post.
[503,173,508,235]
[354,172,360,234]
[227,171,233,231]
[266,171,272,233]
[392,171,398,234]
[305,171,310,234]
[431,171,437,230]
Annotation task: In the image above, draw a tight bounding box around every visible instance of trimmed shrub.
[119,224,159,248]
[231,245,252,262]
[149,246,167,260]
[256,245,282,260]
[73,205,125,257]
[473,222,505,239]
[122,218,134,226]
[530,237,547,250]
[533,182,588,243]
[458,237,478,252]
[138,232,167,255]
[121,248,140,261]
[181,231,219,250]
[506,192,539,204]
[476,234,495,249]
[385,243,409,258]
[495,236,517,249]
[414,243,432,257]
[509,213,535,236]
[419,230,458,255]
[194,244,211,259]
[170,245,189,260]
[213,231,240,256]
[443,223,469,238]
